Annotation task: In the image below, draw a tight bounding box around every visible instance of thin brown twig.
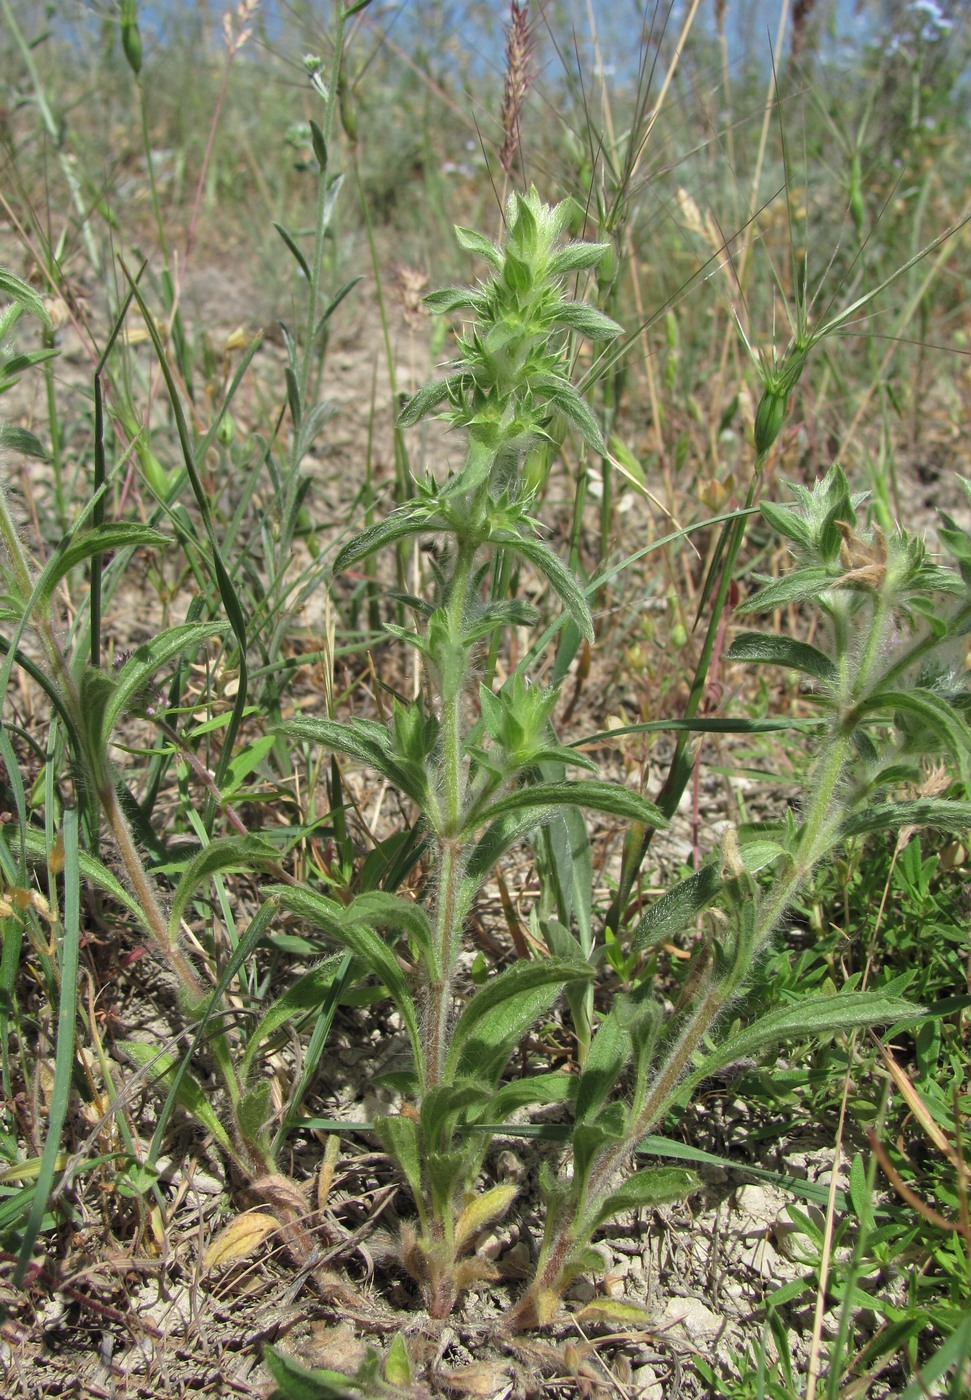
[868,1131,971,1245]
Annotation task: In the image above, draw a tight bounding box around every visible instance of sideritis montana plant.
[272,188,966,1328]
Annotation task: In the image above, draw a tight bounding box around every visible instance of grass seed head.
[499,2,534,178]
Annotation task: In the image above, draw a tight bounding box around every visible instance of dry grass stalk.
[499,1,534,178]
[791,0,818,62]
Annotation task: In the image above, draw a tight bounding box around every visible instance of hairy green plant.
[0,0,370,1287]
[270,191,969,1328]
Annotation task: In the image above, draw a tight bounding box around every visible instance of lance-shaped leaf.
[262,1344,355,1400]
[0,425,48,460]
[446,958,594,1083]
[105,621,230,739]
[487,1072,575,1123]
[838,798,971,842]
[397,374,464,429]
[374,1114,424,1207]
[464,809,576,889]
[552,302,623,340]
[575,1009,633,1124]
[474,780,666,834]
[759,499,814,551]
[343,890,432,959]
[278,716,425,805]
[589,1167,701,1231]
[684,991,925,1092]
[631,863,723,952]
[547,241,612,276]
[167,835,280,941]
[571,1102,628,1184]
[275,886,422,1068]
[333,511,444,574]
[31,524,169,611]
[454,225,502,269]
[239,956,343,1084]
[492,530,595,641]
[534,379,607,455]
[0,266,52,325]
[16,827,144,924]
[424,287,486,315]
[273,221,311,282]
[420,1081,492,1152]
[725,631,837,688]
[859,688,971,783]
[737,567,837,614]
[463,784,665,895]
[455,1183,518,1253]
[121,1042,233,1155]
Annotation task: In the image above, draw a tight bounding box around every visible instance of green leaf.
[575,1009,632,1124]
[240,957,343,1084]
[547,242,612,276]
[34,524,169,611]
[120,1042,234,1154]
[542,383,607,454]
[760,499,814,550]
[689,992,925,1087]
[238,1081,272,1151]
[493,531,595,641]
[839,799,971,841]
[465,809,559,886]
[343,890,432,958]
[631,863,722,952]
[384,1333,412,1388]
[571,1103,627,1182]
[263,1344,356,1400]
[373,1114,423,1204]
[167,835,281,943]
[278,716,424,804]
[591,1167,700,1230]
[423,287,485,315]
[0,266,51,326]
[737,567,836,614]
[487,1072,575,1122]
[724,631,837,687]
[635,1135,848,1209]
[860,688,971,781]
[333,509,444,572]
[16,827,143,923]
[898,1312,971,1400]
[221,734,278,797]
[273,222,311,282]
[420,1081,491,1151]
[397,375,461,428]
[552,301,623,340]
[476,780,667,832]
[105,621,230,739]
[446,958,594,1083]
[0,424,48,460]
[275,886,422,1067]
[454,225,502,269]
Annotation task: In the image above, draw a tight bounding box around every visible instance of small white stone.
[660,1295,723,1343]
[631,1365,664,1399]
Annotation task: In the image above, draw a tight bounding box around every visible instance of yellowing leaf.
[440,1361,512,1396]
[203,1211,276,1271]
[454,1183,518,1252]
[576,1297,654,1327]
